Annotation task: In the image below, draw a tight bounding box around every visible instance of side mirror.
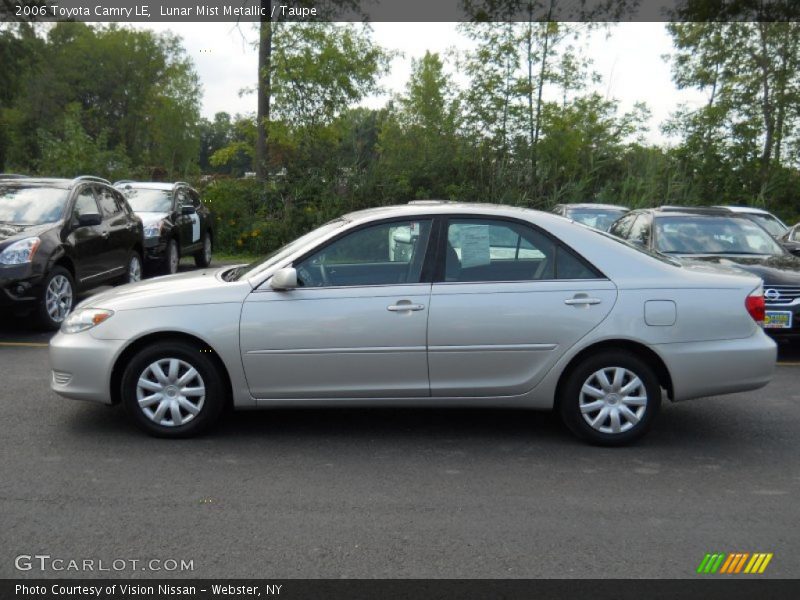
[181,205,196,215]
[77,213,102,227]
[270,267,297,290]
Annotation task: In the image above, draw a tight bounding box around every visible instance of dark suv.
[115,181,214,274]
[609,206,800,337]
[0,176,144,329]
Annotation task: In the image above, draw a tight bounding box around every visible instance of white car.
[50,202,777,444]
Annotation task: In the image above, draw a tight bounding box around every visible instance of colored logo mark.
[696,552,773,574]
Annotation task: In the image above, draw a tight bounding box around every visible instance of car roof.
[649,206,741,217]
[114,181,190,191]
[0,176,109,189]
[713,205,775,216]
[561,203,628,210]
[342,201,579,225]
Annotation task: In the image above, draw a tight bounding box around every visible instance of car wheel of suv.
[194,233,212,268]
[559,351,661,446]
[121,340,226,438]
[163,239,179,275]
[36,267,75,331]
[117,251,142,284]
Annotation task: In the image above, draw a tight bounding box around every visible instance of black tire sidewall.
[163,239,179,274]
[36,266,75,331]
[121,341,225,438]
[559,351,661,446]
[194,232,212,268]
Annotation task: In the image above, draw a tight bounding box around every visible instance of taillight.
[745,287,765,324]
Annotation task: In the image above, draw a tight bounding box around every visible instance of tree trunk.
[255,2,273,180]
[757,23,774,202]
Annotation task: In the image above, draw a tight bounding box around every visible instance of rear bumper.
[657,331,777,401]
[49,330,126,404]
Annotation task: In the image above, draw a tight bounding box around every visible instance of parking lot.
[1,274,799,579]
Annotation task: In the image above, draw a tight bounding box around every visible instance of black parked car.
[115,181,214,274]
[609,206,800,337]
[0,176,144,329]
[551,203,628,232]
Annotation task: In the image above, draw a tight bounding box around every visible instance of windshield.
[119,188,173,213]
[225,219,349,282]
[746,213,787,237]
[566,208,627,231]
[0,185,69,225]
[655,216,785,256]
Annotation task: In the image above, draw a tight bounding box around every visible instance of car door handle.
[564,296,602,306]
[101,231,109,239]
[387,302,425,312]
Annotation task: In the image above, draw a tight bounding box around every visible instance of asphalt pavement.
[1,272,798,579]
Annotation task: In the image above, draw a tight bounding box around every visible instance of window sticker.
[459,224,491,268]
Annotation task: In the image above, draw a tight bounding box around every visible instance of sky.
[134,22,708,146]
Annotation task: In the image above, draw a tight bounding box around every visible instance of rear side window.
[444,218,599,282]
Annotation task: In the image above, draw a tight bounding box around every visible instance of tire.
[558,350,661,446]
[116,251,143,285]
[162,238,180,275]
[194,232,212,268]
[120,340,226,438]
[35,267,75,331]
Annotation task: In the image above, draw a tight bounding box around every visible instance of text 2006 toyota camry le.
[49,202,777,445]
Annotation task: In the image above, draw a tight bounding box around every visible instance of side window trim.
[433,214,605,284]
[288,216,437,289]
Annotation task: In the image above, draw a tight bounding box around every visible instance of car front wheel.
[559,351,661,446]
[121,341,225,438]
[163,239,179,275]
[36,267,75,330]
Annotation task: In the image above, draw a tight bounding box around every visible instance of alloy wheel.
[45,274,73,324]
[129,255,142,282]
[168,242,179,274]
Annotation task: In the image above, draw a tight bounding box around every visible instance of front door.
[68,185,109,285]
[240,218,434,399]
[428,217,617,397]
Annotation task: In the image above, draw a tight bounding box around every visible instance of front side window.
[747,213,787,237]
[444,218,599,282]
[295,219,433,287]
[97,188,122,217]
[608,213,636,238]
[73,188,99,218]
[628,215,651,246]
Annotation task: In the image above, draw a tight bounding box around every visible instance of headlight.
[61,308,114,334]
[0,237,41,265]
[143,220,165,238]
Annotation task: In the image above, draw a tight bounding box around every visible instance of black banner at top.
[1,0,800,23]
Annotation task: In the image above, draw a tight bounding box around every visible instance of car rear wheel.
[162,239,179,275]
[194,233,212,268]
[36,267,75,331]
[117,251,142,284]
[559,351,661,446]
[121,341,225,438]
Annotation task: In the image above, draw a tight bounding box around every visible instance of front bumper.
[143,236,168,262]
[0,263,45,310]
[49,330,127,404]
[763,302,800,337]
[658,330,777,402]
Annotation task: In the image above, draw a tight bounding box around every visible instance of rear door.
[96,186,131,276]
[427,216,617,397]
[240,218,435,399]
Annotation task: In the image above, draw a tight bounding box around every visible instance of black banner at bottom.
[4,579,800,600]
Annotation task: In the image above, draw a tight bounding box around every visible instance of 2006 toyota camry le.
[50,202,777,445]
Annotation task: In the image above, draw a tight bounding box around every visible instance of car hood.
[77,267,252,311]
[676,254,800,285]
[136,211,170,227]
[0,221,58,245]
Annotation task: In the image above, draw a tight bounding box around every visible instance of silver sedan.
[50,202,777,444]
